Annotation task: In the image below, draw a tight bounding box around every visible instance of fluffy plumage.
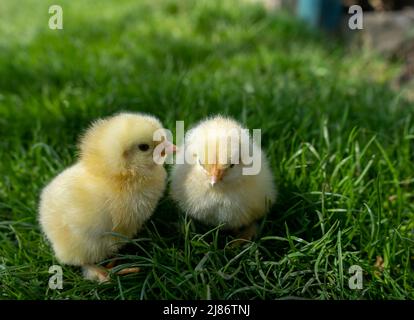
[39,112,169,281]
[170,116,276,238]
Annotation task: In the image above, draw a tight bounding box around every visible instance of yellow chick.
[39,112,172,282]
[170,116,276,241]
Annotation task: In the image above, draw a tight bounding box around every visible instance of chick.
[39,112,173,282]
[170,116,276,241]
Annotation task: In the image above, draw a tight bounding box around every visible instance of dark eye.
[138,143,150,152]
[229,164,235,168]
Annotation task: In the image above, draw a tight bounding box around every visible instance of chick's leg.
[105,260,117,269]
[230,223,258,247]
[237,223,258,241]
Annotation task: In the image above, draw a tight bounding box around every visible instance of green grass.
[0,0,413,300]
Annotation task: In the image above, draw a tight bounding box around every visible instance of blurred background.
[260,0,414,95]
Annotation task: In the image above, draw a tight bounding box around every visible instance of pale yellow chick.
[170,116,276,241]
[39,112,171,282]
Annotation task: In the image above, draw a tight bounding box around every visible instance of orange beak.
[160,141,177,157]
[210,166,224,186]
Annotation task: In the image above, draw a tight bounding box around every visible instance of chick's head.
[188,116,248,186]
[80,112,170,178]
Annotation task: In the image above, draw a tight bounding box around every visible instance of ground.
[0,0,413,300]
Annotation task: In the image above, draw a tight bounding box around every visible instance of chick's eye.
[138,144,150,152]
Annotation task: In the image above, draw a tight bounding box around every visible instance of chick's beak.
[210,168,224,186]
[169,143,177,153]
[160,141,177,157]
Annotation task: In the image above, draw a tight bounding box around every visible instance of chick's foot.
[82,265,110,283]
[230,223,258,247]
[236,223,258,240]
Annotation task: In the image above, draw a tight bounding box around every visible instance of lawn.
[0,0,413,300]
